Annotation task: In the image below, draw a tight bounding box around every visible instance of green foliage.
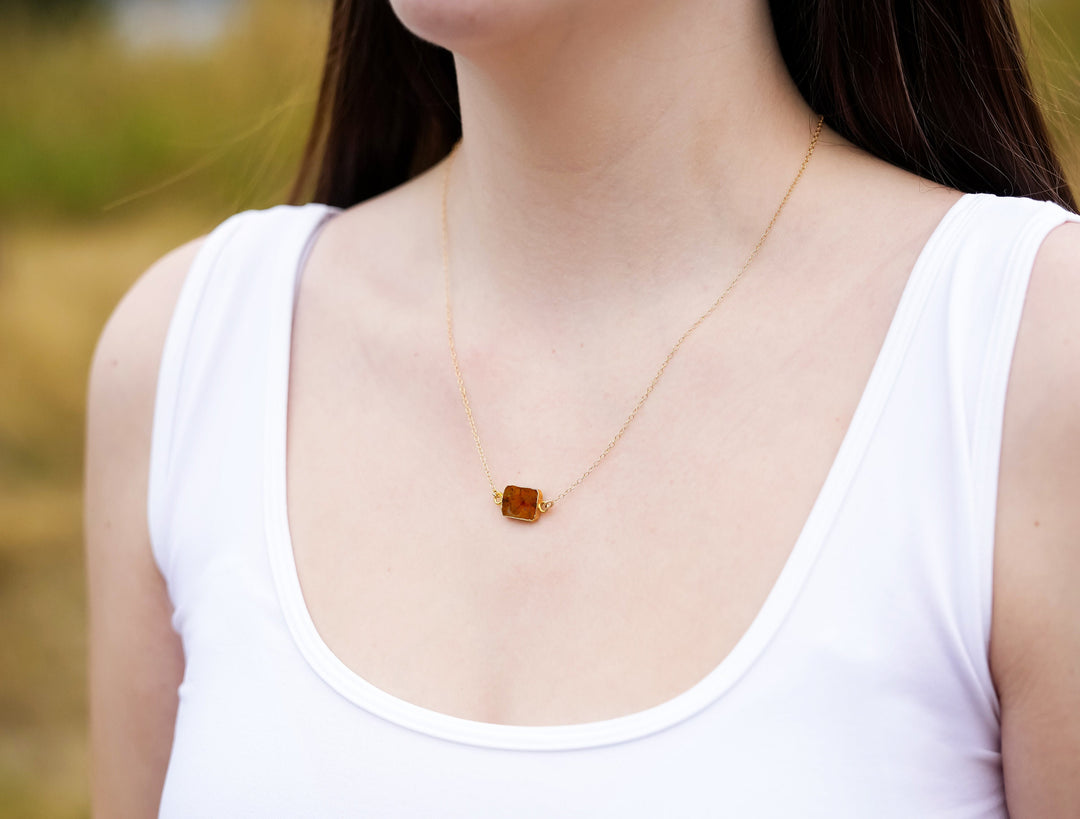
[0,0,103,23]
[0,0,328,222]
[1016,0,1080,188]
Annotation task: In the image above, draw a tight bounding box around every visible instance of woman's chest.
[280,269,904,728]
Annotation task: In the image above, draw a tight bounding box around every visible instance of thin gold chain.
[442,114,825,514]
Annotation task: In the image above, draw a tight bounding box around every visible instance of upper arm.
[83,234,207,818]
[991,219,1080,818]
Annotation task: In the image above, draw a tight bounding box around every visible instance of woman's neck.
[404,0,828,327]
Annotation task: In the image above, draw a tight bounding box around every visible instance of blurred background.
[0,0,329,815]
[0,0,1077,816]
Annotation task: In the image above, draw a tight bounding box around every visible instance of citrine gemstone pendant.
[501,485,545,522]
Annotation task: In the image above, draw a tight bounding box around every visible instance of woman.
[84,0,1080,815]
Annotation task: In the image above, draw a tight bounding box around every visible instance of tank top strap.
[147,202,339,580]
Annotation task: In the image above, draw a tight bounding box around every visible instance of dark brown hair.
[289,0,1077,212]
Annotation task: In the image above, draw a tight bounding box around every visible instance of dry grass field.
[0,1,1076,816]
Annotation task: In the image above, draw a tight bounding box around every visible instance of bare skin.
[84,0,1080,815]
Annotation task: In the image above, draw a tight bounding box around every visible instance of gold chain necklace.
[442,114,825,522]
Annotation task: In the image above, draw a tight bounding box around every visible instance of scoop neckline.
[263,192,981,750]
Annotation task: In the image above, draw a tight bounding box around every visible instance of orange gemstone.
[501,485,542,522]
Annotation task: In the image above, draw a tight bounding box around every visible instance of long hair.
[288,0,1077,212]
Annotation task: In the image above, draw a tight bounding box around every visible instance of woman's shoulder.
[85,233,211,532]
[992,194,1080,572]
[87,233,209,446]
[989,193,1080,811]
[83,232,211,659]
[84,207,261,489]
[94,202,323,358]
[85,200,340,444]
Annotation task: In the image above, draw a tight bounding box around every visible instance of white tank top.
[148,191,1080,817]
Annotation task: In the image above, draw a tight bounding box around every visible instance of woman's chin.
[390,0,577,56]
